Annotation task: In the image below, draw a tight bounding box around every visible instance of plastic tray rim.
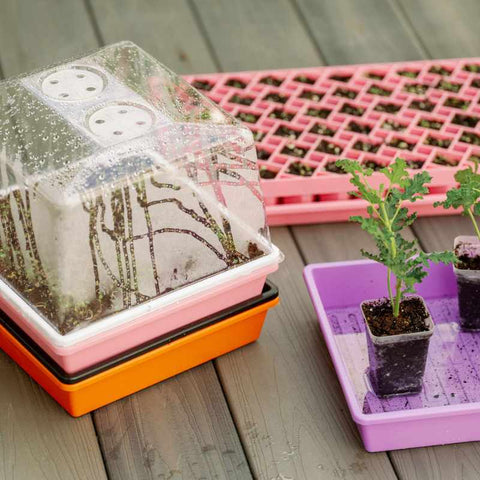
[303,259,480,427]
[0,245,281,348]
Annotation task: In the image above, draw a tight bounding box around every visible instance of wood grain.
[88,0,217,74]
[94,363,251,480]
[0,353,107,480]
[216,227,397,479]
[0,0,97,76]
[397,0,480,58]
[190,0,321,70]
[294,0,424,64]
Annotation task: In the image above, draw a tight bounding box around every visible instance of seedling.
[434,159,480,240]
[336,158,455,318]
[435,158,480,329]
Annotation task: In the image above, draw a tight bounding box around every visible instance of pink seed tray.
[304,259,480,452]
[0,247,280,374]
[184,58,480,225]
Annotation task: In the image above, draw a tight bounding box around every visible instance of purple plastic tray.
[304,260,480,452]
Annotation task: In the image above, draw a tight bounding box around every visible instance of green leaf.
[340,157,456,316]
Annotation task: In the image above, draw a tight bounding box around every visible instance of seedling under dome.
[0,41,281,370]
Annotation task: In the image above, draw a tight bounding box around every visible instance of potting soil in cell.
[326,296,480,413]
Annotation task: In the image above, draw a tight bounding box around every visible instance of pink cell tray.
[184,58,480,225]
[304,260,480,452]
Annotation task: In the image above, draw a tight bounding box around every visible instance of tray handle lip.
[303,260,480,426]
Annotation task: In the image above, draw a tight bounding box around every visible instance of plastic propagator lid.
[0,41,274,334]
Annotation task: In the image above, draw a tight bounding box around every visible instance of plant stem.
[467,207,480,242]
[394,277,403,317]
[387,268,393,307]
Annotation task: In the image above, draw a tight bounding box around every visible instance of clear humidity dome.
[0,41,276,335]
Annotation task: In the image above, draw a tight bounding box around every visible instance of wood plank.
[94,363,251,480]
[0,2,107,479]
[293,0,480,477]
[0,352,107,480]
[294,0,424,64]
[191,1,398,477]
[88,0,217,74]
[190,0,321,70]
[86,3,254,478]
[0,0,97,76]
[397,0,480,58]
[216,228,397,479]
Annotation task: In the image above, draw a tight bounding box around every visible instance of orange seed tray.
[0,282,278,417]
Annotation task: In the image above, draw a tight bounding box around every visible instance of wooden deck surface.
[1,1,479,479]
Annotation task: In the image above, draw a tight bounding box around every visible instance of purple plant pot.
[362,296,434,397]
[454,236,480,331]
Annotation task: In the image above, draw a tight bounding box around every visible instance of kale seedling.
[434,158,480,240]
[336,158,455,318]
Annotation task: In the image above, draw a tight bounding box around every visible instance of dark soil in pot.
[444,97,470,110]
[452,114,479,128]
[388,138,415,151]
[191,80,213,91]
[363,160,383,171]
[418,118,443,130]
[275,125,301,139]
[287,161,314,176]
[397,70,419,78]
[381,119,406,132]
[230,94,254,106]
[299,90,324,101]
[334,87,357,99]
[310,124,336,136]
[460,131,480,145]
[362,296,433,397]
[325,162,346,174]
[455,237,480,330]
[330,74,352,82]
[259,76,283,87]
[429,65,452,76]
[281,144,307,158]
[410,100,436,112]
[433,155,459,167]
[425,136,451,149]
[259,166,277,179]
[264,93,289,104]
[339,103,365,116]
[353,140,381,153]
[316,140,343,155]
[374,102,401,114]
[347,121,372,134]
[367,85,392,97]
[306,107,331,119]
[404,83,429,95]
[226,78,247,89]
[405,159,424,170]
